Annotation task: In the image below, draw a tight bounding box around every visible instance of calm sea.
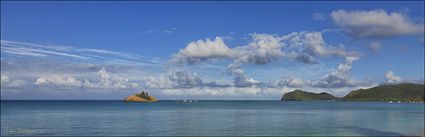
[1,100,424,136]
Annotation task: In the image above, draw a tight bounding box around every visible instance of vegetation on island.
[281,83,424,102]
[281,89,339,101]
[342,83,424,102]
[135,91,150,99]
[124,90,158,102]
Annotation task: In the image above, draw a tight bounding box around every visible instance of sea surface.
[1,100,424,136]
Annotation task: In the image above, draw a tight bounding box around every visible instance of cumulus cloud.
[34,68,139,89]
[331,9,425,38]
[233,33,285,65]
[1,75,29,88]
[171,32,349,66]
[171,34,286,66]
[169,32,353,88]
[271,54,373,89]
[226,64,259,87]
[310,56,360,88]
[170,37,232,65]
[145,69,213,88]
[170,34,285,87]
[368,41,382,51]
[385,71,402,83]
[293,54,319,64]
[302,32,347,57]
[273,76,306,88]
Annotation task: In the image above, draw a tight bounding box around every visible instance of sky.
[1,1,424,100]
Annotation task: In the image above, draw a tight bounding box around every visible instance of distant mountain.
[281,90,339,101]
[343,83,424,102]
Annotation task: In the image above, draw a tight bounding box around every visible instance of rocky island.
[281,89,339,101]
[124,91,158,102]
[281,83,424,102]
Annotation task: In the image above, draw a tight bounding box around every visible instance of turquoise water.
[1,100,424,136]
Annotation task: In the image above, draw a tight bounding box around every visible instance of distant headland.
[281,89,338,101]
[282,83,424,102]
[124,91,158,102]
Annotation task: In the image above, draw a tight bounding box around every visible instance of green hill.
[281,90,339,101]
[343,83,424,102]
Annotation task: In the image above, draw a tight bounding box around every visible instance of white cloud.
[1,40,165,67]
[1,75,29,88]
[293,54,319,64]
[159,86,284,97]
[169,32,353,88]
[1,45,79,58]
[368,41,382,51]
[310,56,360,88]
[268,55,367,89]
[34,67,139,89]
[170,37,233,65]
[35,76,86,88]
[331,9,424,38]
[78,49,141,60]
[164,27,177,34]
[233,33,285,65]
[273,76,306,87]
[385,71,402,83]
[1,40,86,59]
[170,34,285,87]
[302,32,347,57]
[143,27,177,34]
[145,69,206,88]
[226,64,258,87]
[171,32,349,66]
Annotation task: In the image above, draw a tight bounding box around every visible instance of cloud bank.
[166,31,364,91]
[33,68,139,89]
[331,9,424,38]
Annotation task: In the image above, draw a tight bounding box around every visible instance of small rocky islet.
[124,91,158,102]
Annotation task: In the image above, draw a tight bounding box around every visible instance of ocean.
[1,100,424,136]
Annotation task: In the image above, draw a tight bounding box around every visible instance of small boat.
[389,101,393,103]
[183,100,187,103]
[397,101,401,103]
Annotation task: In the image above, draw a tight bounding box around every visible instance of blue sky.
[1,1,424,100]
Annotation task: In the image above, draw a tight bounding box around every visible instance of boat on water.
[389,101,393,103]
